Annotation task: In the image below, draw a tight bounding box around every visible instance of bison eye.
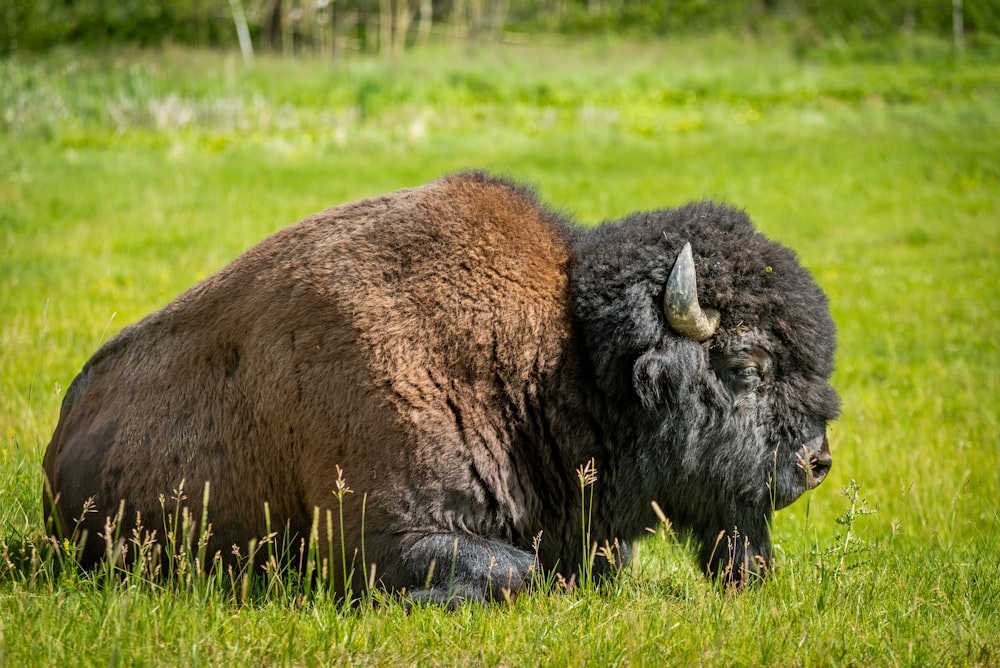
[732,365,762,390]
[711,346,774,396]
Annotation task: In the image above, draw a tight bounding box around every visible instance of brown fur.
[44,172,574,593]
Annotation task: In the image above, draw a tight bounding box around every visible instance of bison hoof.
[401,587,488,611]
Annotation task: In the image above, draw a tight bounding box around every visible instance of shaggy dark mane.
[570,201,836,379]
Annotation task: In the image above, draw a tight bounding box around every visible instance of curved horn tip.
[679,241,694,267]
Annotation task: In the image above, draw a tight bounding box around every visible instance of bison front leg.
[391,532,536,607]
[699,514,772,587]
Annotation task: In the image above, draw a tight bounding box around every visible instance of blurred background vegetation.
[4,0,999,59]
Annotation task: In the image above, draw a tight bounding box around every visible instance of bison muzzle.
[43,171,839,603]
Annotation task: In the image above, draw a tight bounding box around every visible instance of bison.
[43,171,839,603]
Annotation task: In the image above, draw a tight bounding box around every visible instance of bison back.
[43,172,575,588]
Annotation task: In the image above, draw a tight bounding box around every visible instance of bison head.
[572,201,840,585]
[666,240,834,509]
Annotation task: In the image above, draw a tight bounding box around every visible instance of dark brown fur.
[45,173,572,589]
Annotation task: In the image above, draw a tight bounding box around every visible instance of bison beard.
[43,171,839,604]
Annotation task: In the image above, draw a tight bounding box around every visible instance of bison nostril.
[807,452,832,488]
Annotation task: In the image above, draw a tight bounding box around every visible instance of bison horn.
[664,242,720,342]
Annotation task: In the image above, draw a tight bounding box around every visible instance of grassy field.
[2,35,999,665]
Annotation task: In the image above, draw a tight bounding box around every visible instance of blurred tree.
[3,0,999,58]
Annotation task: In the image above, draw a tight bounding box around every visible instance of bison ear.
[664,242,720,342]
[632,346,697,410]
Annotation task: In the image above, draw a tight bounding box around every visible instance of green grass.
[2,34,999,665]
